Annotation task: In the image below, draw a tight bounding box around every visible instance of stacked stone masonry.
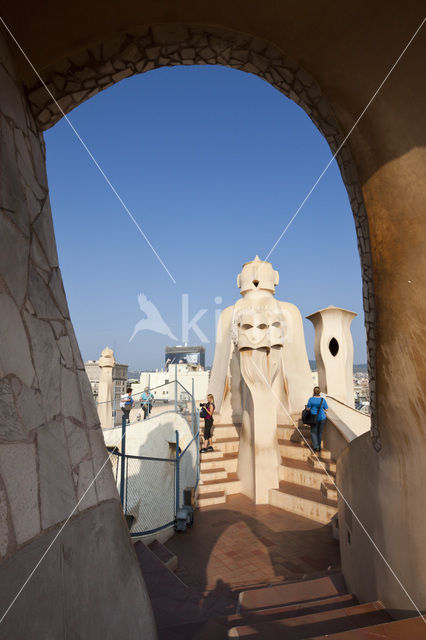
[24,24,379,448]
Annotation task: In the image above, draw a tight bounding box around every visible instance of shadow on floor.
[136,494,340,638]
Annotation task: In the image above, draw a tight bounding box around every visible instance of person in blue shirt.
[141,387,154,420]
[306,386,329,452]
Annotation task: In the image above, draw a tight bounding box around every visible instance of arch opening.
[329,337,339,357]
[25,24,376,443]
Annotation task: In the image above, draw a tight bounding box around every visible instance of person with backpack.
[141,386,154,420]
[305,386,328,452]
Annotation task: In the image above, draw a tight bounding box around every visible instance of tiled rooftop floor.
[166,494,340,593]
[137,494,340,638]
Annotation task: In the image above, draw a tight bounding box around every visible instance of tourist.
[306,386,328,452]
[141,386,154,420]
[120,387,134,428]
[200,393,215,453]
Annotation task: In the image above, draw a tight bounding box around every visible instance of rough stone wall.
[0,31,156,638]
[24,23,378,448]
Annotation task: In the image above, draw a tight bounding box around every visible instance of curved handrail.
[325,395,371,444]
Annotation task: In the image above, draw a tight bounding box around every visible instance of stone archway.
[0,5,425,634]
[24,24,378,443]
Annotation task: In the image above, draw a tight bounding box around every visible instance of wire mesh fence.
[103,376,200,537]
[107,429,200,536]
[178,433,200,508]
[123,455,176,535]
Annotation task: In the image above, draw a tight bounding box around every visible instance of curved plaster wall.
[0,31,156,639]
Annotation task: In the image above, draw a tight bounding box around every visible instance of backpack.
[302,398,324,425]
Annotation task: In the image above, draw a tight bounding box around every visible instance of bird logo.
[129,293,178,343]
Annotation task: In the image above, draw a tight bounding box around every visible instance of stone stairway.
[227,571,412,639]
[269,418,338,525]
[198,424,242,507]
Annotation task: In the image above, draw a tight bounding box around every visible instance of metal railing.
[107,378,200,537]
[94,364,199,432]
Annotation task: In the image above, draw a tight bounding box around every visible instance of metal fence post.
[192,378,195,434]
[175,429,180,515]
[119,412,127,506]
[196,410,200,489]
[174,364,178,413]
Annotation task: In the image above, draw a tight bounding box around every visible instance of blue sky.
[45,65,367,370]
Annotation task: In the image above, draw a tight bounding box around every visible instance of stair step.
[279,439,332,462]
[280,457,334,490]
[199,473,242,496]
[147,540,178,572]
[211,437,240,453]
[134,541,186,595]
[308,455,337,473]
[269,481,337,524]
[228,601,392,638]
[200,449,224,459]
[321,481,338,501]
[197,489,226,507]
[228,593,357,626]
[200,452,238,472]
[238,573,348,612]
[278,425,311,441]
[200,466,228,481]
[308,614,425,639]
[278,416,302,426]
[211,424,241,438]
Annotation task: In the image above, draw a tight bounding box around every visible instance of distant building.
[84,356,128,414]
[133,362,210,405]
[165,345,205,369]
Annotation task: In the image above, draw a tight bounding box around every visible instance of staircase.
[269,418,338,525]
[198,423,242,507]
[197,419,339,524]
[228,571,426,639]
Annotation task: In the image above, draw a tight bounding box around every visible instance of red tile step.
[134,541,187,597]
[148,539,178,572]
[228,601,393,638]
[238,573,348,612]
[228,593,357,626]
[309,615,426,639]
[197,488,226,507]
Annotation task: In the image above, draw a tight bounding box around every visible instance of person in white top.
[120,387,134,427]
